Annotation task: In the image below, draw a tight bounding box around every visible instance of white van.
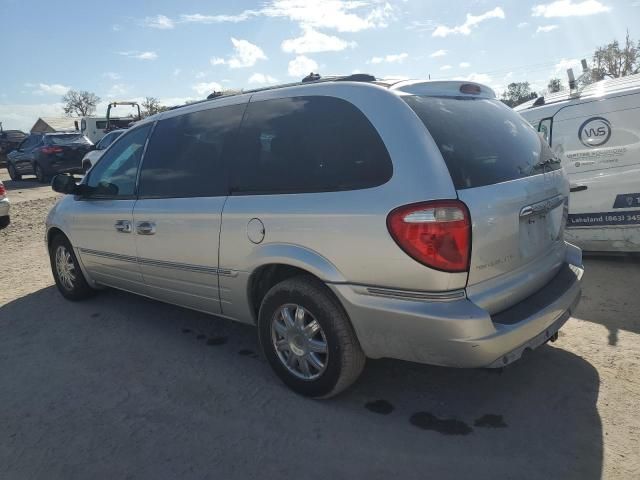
[79,117,108,144]
[516,74,640,253]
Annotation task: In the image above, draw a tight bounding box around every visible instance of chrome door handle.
[114,220,132,233]
[136,221,156,235]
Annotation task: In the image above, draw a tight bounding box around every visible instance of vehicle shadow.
[1,177,45,190]
[576,256,640,345]
[0,286,602,479]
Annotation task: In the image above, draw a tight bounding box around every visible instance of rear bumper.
[329,243,583,367]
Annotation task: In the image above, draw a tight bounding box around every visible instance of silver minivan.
[46,76,584,398]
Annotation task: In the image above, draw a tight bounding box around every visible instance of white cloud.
[368,52,408,64]
[106,84,129,98]
[430,49,447,58]
[282,26,355,54]
[192,82,223,95]
[532,1,611,17]
[30,83,71,96]
[173,68,181,76]
[554,58,581,72]
[143,14,174,29]
[262,0,394,32]
[112,24,122,31]
[103,72,121,80]
[454,73,492,84]
[518,22,530,28]
[179,11,260,24]
[211,38,267,68]
[440,65,452,71]
[536,24,559,33]
[433,7,505,37]
[288,55,319,77]
[194,71,206,79]
[459,62,471,68]
[0,102,65,131]
[119,51,158,60]
[248,73,279,84]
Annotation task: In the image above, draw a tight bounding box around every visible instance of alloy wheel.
[55,245,76,291]
[270,303,329,380]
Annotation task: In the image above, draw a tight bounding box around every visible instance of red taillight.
[41,146,63,154]
[460,83,481,95]
[387,200,471,272]
[0,183,6,196]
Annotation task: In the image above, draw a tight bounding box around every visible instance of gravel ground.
[0,169,639,479]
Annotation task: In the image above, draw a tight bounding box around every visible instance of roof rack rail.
[165,73,379,111]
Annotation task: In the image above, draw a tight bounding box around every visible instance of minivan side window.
[230,96,392,194]
[138,104,246,198]
[85,124,152,198]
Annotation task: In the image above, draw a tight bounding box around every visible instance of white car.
[516,73,640,253]
[0,179,9,229]
[81,129,125,172]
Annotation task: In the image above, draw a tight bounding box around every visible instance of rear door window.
[230,96,392,194]
[403,96,560,189]
[138,104,245,198]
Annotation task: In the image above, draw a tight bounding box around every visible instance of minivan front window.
[403,95,561,189]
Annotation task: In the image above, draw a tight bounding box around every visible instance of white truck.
[79,117,109,144]
[516,73,640,253]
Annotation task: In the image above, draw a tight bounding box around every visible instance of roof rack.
[165,73,378,112]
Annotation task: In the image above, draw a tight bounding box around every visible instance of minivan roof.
[150,73,496,120]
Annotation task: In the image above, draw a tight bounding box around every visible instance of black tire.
[0,216,9,229]
[7,163,21,181]
[258,275,366,398]
[34,163,48,183]
[49,234,97,301]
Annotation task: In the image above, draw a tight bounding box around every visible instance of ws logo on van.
[579,117,612,148]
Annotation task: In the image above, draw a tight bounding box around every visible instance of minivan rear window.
[403,96,560,189]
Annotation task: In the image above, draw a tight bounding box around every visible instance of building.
[30,117,80,134]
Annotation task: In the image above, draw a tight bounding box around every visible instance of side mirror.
[51,174,79,195]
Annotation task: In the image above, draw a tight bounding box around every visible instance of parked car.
[46,75,584,398]
[516,73,640,253]
[0,129,27,165]
[7,132,93,183]
[81,129,125,172]
[0,179,9,229]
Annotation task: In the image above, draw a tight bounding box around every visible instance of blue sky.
[0,0,638,130]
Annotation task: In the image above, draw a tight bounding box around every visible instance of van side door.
[553,94,640,225]
[132,100,246,315]
[71,124,153,293]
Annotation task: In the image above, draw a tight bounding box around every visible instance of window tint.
[403,96,561,190]
[97,131,123,150]
[85,124,151,198]
[96,121,108,129]
[22,135,41,150]
[230,96,392,194]
[139,104,245,198]
[46,134,90,145]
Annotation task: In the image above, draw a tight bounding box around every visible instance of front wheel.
[258,276,366,398]
[7,163,21,181]
[49,235,97,301]
[0,216,9,229]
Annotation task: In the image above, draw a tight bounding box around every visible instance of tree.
[62,90,100,117]
[501,82,537,107]
[590,31,639,81]
[547,78,563,94]
[141,97,167,118]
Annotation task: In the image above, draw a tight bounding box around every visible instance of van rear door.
[551,93,640,251]
[403,94,568,314]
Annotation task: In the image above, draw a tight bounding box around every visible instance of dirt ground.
[0,168,639,479]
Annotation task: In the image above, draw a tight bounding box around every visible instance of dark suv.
[7,132,92,183]
[0,130,27,166]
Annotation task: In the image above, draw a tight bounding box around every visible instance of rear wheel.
[258,276,366,398]
[49,235,97,301]
[7,163,21,181]
[34,163,48,183]
[0,216,9,229]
